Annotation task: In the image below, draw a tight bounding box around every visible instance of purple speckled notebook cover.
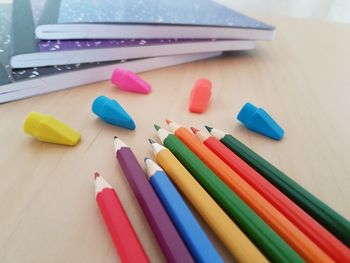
[38,38,213,52]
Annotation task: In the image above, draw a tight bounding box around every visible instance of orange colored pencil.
[166,120,333,263]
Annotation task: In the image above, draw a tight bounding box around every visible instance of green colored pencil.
[206,125,350,247]
[154,125,303,263]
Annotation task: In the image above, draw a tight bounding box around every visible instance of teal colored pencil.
[145,157,224,263]
[154,125,303,263]
[206,126,350,247]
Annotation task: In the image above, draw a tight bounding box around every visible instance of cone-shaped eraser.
[237,102,285,140]
[111,68,151,94]
[23,112,81,145]
[189,78,212,113]
[92,95,136,130]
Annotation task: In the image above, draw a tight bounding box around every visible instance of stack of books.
[0,0,275,103]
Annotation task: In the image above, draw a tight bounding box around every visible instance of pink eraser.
[189,78,212,113]
[111,68,152,94]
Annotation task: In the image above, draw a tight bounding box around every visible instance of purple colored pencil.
[113,136,194,263]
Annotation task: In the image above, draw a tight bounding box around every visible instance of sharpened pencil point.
[144,157,150,162]
[148,138,155,144]
[190,127,199,134]
[114,136,118,140]
[165,119,172,125]
[154,124,160,131]
[94,172,100,179]
[205,125,213,132]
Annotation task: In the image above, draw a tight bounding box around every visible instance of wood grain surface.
[1,17,350,262]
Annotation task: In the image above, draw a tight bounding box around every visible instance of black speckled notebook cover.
[40,0,273,30]
[0,0,128,86]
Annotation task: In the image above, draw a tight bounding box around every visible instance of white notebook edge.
[1,52,222,103]
[36,24,275,41]
[11,40,255,68]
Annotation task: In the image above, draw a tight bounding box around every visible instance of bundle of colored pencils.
[93,120,350,263]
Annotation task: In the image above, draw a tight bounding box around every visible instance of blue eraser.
[237,102,284,140]
[92,95,136,130]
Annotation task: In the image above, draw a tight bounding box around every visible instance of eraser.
[189,78,212,113]
[237,102,285,140]
[23,112,81,145]
[92,95,136,130]
[111,68,151,94]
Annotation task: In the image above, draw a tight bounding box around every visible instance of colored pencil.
[149,140,268,263]
[113,136,194,263]
[154,125,303,263]
[94,172,149,263]
[207,126,350,248]
[167,120,332,263]
[193,128,350,262]
[145,157,224,263]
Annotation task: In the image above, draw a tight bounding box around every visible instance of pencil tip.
[114,136,118,140]
[94,172,100,179]
[165,119,172,125]
[205,125,213,132]
[154,124,160,131]
[144,157,150,162]
[190,127,199,134]
[148,138,155,144]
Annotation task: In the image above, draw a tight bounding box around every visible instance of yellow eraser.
[23,112,81,146]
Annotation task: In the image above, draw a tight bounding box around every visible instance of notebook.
[35,0,275,40]
[1,53,221,103]
[0,1,222,103]
[12,38,254,69]
[10,0,255,68]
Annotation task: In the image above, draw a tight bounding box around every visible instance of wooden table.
[1,17,350,262]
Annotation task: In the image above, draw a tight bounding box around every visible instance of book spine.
[11,0,37,56]
[37,0,61,25]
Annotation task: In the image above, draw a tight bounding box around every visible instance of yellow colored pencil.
[149,140,268,263]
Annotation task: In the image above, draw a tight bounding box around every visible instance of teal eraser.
[92,95,136,130]
[237,102,284,140]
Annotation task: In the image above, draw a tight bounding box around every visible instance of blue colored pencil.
[144,157,224,263]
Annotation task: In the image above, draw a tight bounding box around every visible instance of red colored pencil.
[192,128,350,262]
[94,172,149,263]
